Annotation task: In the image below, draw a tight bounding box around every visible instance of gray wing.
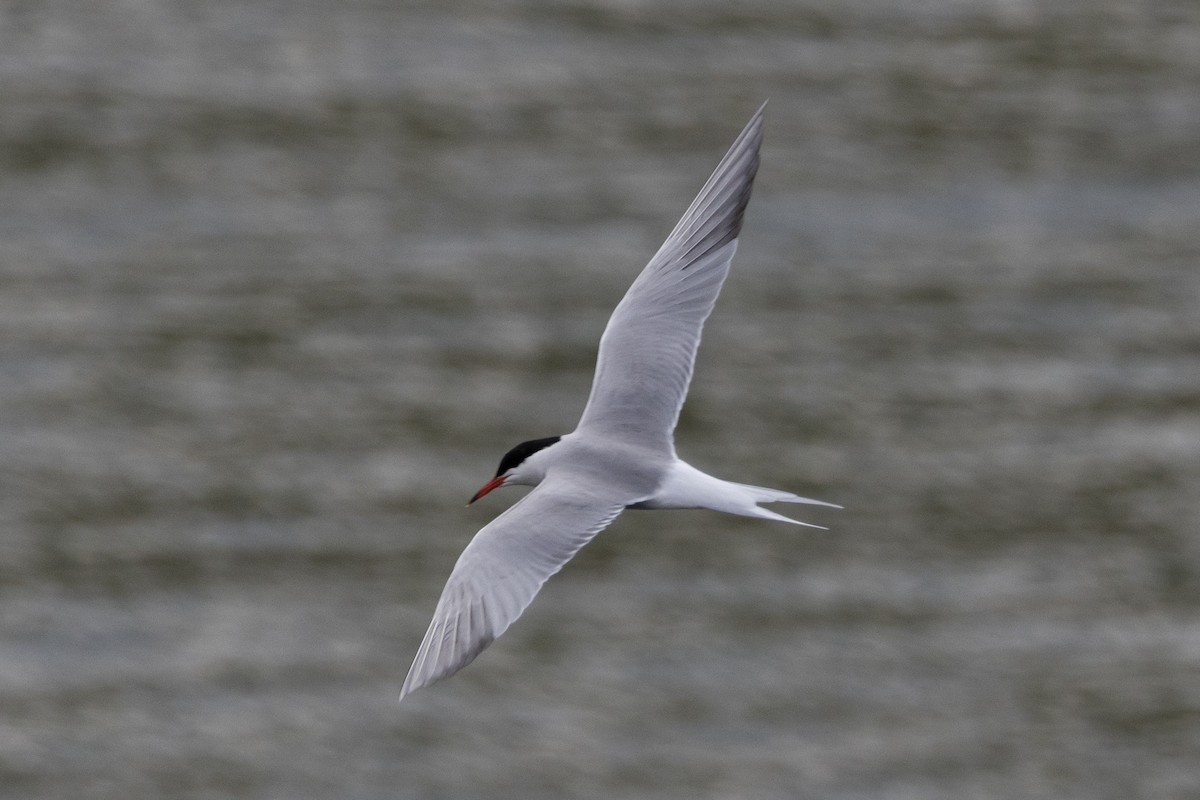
[400,477,627,700]
[574,103,765,450]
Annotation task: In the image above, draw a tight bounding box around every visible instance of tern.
[401,103,839,700]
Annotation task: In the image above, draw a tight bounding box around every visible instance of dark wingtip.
[673,104,765,267]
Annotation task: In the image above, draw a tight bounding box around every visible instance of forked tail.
[635,460,841,528]
[734,481,843,528]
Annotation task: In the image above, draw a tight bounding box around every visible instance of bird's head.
[468,435,563,504]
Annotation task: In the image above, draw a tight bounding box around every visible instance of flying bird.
[401,104,839,700]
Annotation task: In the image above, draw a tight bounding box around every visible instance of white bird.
[401,103,839,701]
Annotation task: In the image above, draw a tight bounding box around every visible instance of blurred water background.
[2,1,1199,798]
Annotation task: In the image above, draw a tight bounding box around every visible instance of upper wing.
[400,476,627,700]
[574,104,766,450]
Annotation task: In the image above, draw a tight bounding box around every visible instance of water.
[2,2,1199,798]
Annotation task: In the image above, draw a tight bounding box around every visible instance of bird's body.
[401,104,839,701]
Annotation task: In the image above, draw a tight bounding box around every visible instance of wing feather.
[575,103,766,448]
[400,478,626,700]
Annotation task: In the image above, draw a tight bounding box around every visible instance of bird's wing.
[574,103,765,450]
[400,476,627,700]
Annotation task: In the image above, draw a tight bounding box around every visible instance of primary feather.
[401,476,627,699]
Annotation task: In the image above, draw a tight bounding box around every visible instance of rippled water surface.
[3,2,1199,798]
